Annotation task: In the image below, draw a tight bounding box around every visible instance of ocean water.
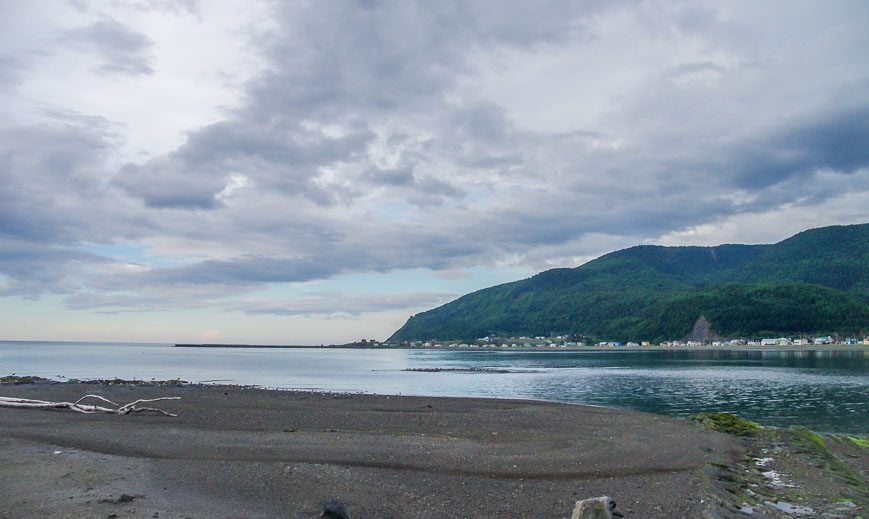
[1,341,866,434]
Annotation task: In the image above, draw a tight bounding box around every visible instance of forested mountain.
[389,224,868,342]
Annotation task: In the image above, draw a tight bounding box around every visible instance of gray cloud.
[665,61,729,80]
[722,107,869,190]
[0,56,24,90]
[69,0,200,16]
[0,238,111,297]
[235,291,457,317]
[0,117,158,298]
[63,19,155,76]
[0,123,112,243]
[113,117,376,208]
[142,256,342,286]
[132,0,199,14]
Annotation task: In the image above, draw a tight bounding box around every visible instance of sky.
[0,0,867,345]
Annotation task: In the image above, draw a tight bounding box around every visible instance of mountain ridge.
[389,223,869,343]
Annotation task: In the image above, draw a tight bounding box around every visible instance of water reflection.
[1,343,866,433]
[396,349,867,433]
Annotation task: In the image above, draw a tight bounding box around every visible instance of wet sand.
[0,383,741,518]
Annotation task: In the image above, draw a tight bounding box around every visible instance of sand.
[0,383,742,518]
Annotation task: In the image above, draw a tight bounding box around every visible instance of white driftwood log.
[0,395,180,416]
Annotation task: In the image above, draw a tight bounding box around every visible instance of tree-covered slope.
[389,223,869,342]
[733,224,869,295]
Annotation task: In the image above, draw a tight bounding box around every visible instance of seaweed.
[785,427,866,489]
[0,375,51,384]
[791,426,826,451]
[692,412,764,437]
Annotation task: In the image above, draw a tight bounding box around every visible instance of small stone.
[321,497,351,519]
[765,500,814,516]
[738,503,754,515]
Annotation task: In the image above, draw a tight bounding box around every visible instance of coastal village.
[367,334,869,349]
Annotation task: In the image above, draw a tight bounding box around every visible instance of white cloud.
[3,0,268,162]
[657,188,869,247]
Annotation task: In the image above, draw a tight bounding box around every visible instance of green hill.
[388,224,869,343]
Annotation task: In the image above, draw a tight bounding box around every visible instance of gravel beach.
[0,383,742,518]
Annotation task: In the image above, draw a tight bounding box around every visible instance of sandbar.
[0,383,741,518]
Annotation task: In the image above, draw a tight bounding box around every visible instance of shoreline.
[172,342,869,352]
[5,374,865,435]
[3,338,866,353]
[1,381,865,517]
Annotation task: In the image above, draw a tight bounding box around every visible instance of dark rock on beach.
[321,497,351,519]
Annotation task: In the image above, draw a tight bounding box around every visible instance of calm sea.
[1,341,866,434]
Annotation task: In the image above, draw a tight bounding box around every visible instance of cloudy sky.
[1,1,867,344]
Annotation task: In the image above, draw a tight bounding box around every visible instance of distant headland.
[389,223,869,344]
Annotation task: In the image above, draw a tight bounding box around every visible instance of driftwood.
[0,395,180,416]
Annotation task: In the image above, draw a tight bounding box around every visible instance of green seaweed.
[788,428,866,489]
[845,435,869,449]
[692,412,764,437]
[791,426,826,450]
[80,378,188,385]
[0,375,50,384]
[831,434,869,451]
